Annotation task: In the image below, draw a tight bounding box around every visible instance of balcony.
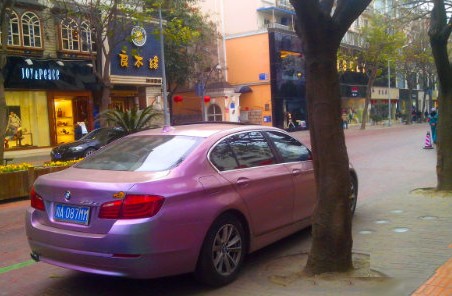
[258,0,296,32]
[266,22,294,32]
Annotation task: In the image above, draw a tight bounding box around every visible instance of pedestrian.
[74,121,88,140]
[428,108,438,144]
[287,112,295,130]
[348,109,354,124]
[342,111,348,129]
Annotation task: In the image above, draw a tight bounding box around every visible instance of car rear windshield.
[75,135,202,171]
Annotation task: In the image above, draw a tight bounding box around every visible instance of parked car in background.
[27,123,358,286]
[50,127,127,161]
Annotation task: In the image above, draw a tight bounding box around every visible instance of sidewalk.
[4,147,51,166]
[413,256,452,295]
[205,187,452,296]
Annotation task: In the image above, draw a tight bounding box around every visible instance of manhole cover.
[359,230,374,235]
[375,220,390,224]
[419,216,438,220]
[390,210,403,214]
[392,227,409,233]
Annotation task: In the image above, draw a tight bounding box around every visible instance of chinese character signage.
[111,23,162,78]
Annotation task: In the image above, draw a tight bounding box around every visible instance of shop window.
[207,104,222,122]
[21,12,42,48]
[54,99,75,144]
[5,91,50,149]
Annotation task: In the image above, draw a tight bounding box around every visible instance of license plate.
[54,203,90,225]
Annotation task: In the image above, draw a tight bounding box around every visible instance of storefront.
[269,30,307,130]
[109,23,163,112]
[4,56,97,149]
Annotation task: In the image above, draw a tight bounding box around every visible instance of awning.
[235,85,252,93]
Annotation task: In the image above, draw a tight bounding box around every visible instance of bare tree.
[289,0,372,275]
[358,14,405,129]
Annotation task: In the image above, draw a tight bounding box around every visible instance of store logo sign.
[21,67,60,81]
[131,26,147,47]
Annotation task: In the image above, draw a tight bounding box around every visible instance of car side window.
[210,131,276,171]
[266,131,311,162]
[210,140,238,171]
[229,131,276,169]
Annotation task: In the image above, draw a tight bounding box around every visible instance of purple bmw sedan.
[26,123,357,286]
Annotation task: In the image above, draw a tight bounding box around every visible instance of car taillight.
[99,195,164,219]
[30,187,45,211]
[98,200,122,219]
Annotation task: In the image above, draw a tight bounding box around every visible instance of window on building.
[61,18,95,54]
[80,21,96,52]
[207,104,223,122]
[61,18,80,51]
[0,10,42,48]
[9,11,20,46]
[22,12,42,48]
[280,17,288,26]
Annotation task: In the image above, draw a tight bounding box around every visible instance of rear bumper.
[28,238,193,278]
[25,209,203,279]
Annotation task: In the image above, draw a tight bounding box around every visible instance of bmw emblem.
[64,190,71,201]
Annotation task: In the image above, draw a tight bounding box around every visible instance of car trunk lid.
[31,167,169,234]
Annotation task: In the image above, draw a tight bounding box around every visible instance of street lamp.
[159,6,170,126]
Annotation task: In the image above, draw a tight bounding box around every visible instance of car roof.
[131,123,282,138]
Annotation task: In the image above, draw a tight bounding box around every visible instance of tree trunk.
[289,0,371,275]
[0,1,14,164]
[360,67,377,130]
[101,83,112,112]
[436,96,452,190]
[304,51,354,275]
[406,87,413,125]
[429,0,452,190]
[0,73,7,164]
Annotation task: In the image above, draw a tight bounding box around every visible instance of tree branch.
[319,0,334,14]
[430,0,452,42]
[334,0,372,36]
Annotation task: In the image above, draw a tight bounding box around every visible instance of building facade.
[2,0,97,149]
[2,0,163,151]
[188,0,437,128]
[171,0,307,129]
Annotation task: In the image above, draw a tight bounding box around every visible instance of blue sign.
[259,73,268,80]
[195,82,205,96]
[263,116,272,122]
[111,23,162,78]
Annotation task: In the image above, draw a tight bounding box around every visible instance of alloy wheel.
[211,223,243,276]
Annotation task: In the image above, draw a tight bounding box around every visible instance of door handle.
[236,177,249,187]
[292,169,302,175]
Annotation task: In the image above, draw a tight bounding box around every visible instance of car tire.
[350,173,358,215]
[195,213,246,287]
[84,148,96,158]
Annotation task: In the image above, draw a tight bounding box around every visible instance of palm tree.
[99,105,163,133]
